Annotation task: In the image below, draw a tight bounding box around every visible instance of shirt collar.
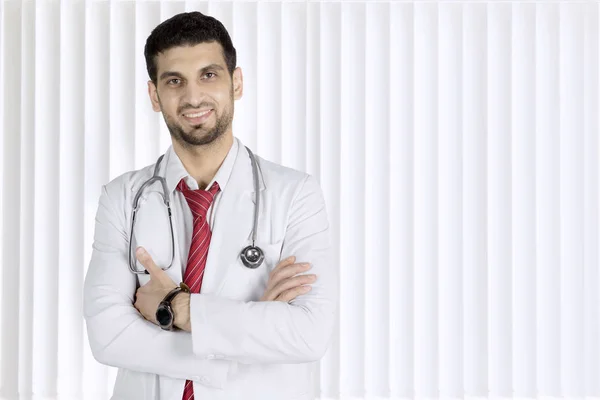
[164,137,239,195]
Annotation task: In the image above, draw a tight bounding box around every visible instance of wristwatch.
[156,282,190,331]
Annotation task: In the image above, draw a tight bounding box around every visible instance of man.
[82,11,338,400]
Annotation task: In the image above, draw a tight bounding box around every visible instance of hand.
[260,256,316,302]
[133,247,179,325]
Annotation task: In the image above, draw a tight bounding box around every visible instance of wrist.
[172,292,191,332]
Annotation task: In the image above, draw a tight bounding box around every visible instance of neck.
[172,132,234,190]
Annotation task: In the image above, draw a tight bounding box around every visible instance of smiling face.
[148,41,243,148]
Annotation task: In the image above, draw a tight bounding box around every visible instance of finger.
[264,263,310,298]
[277,285,312,303]
[271,274,316,297]
[135,247,162,278]
[259,290,273,302]
[271,256,296,275]
[270,262,311,287]
[263,257,296,291]
[262,274,315,302]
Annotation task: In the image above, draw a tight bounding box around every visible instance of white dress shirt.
[168,137,238,226]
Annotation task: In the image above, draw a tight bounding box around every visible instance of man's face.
[148,41,243,147]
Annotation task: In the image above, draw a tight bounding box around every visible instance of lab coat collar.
[163,136,244,195]
[226,137,266,193]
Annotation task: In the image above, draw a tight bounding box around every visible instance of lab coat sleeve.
[189,174,339,364]
[83,183,232,388]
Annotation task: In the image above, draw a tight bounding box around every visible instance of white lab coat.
[83,137,338,400]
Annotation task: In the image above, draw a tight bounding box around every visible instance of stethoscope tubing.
[128,145,264,274]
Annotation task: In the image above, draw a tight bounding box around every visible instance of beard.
[160,88,234,148]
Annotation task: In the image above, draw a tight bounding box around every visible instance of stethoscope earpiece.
[240,245,264,269]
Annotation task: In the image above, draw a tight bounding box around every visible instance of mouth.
[182,109,213,125]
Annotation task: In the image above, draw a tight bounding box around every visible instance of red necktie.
[177,178,220,400]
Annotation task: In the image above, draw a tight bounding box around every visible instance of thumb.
[135,247,161,278]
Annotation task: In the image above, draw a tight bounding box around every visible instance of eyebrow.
[159,64,225,82]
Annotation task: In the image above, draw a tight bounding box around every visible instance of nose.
[180,80,207,109]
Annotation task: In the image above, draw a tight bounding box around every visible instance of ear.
[147,80,161,112]
[232,67,243,100]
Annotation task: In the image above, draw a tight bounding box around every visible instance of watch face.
[156,305,173,327]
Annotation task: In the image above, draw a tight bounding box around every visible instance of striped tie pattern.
[177,178,220,400]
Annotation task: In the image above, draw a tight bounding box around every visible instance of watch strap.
[161,282,191,305]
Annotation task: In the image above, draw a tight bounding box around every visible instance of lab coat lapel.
[201,140,265,295]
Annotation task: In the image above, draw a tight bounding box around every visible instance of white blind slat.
[487,2,512,396]
[388,3,415,398]
[511,2,536,396]
[256,1,282,163]
[318,2,342,398]
[462,3,488,396]
[1,1,22,397]
[82,2,111,398]
[364,2,390,398]
[559,3,585,397]
[438,3,463,397]
[535,3,561,396]
[339,2,366,397]
[583,2,600,396]
[57,1,85,397]
[32,2,61,397]
[414,3,439,397]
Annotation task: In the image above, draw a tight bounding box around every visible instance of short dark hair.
[144,11,237,85]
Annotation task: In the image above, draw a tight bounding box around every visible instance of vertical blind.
[1,1,599,399]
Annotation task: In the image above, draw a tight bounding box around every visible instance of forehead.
[155,41,227,74]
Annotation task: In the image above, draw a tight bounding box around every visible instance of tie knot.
[177,178,221,220]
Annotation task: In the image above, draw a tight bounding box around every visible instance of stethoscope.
[128,145,265,274]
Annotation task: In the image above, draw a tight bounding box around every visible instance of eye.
[204,72,216,79]
[167,78,181,85]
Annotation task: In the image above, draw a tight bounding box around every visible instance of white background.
[1,0,599,399]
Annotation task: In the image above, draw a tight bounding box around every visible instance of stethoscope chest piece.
[240,245,264,269]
